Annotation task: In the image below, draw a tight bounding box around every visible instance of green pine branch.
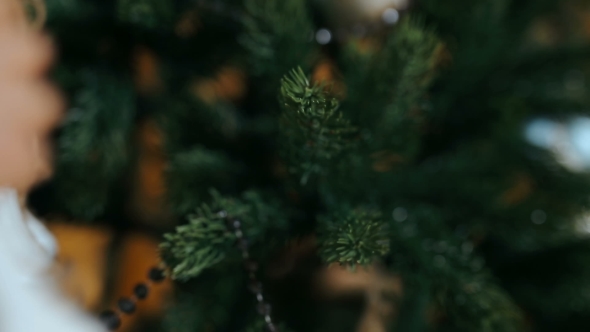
[161,190,288,281]
[279,68,358,184]
[375,18,441,157]
[441,281,525,332]
[163,271,244,332]
[54,70,135,220]
[318,208,389,268]
[161,207,234,281]
[166,147,235,215]
[386,204,526,331]
[117,0,174,29]
[241,0,317,81]
[157,94,241,151]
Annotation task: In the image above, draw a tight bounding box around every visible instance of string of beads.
[98,211,278,331]
[99,266,167,331]
[219,210,279,332]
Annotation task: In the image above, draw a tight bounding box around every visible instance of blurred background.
[17,0,590,331]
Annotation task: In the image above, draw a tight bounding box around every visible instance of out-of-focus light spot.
[391,0,409,9]
[575,212,590,235]
[531,209,547,225]
[315,28,332,45]
[525,118,558,149]
[569,117,590,166]
[525,117,590,171]
[382,8,399,25]
[392,207,407,222]
[356,0,403,16]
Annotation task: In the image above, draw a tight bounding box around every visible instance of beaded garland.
[98,267,166,330]
[97,1,407,329]
[218,210,280,332]
[98,1,408,327]
[99,211,279,331]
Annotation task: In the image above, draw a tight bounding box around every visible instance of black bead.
[117,298,136,314]
[148,267,166,282]
[134,283,149,300]
[99,310,121,330]
[232,220,241,229]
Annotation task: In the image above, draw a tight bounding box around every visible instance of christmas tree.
[31,0,590,331]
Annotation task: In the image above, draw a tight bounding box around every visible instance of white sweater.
[0,188,106,332]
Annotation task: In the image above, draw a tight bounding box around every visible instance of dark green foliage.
[241,0,317,81]
[39,0,590,331]
[45,0,95,22]
[117,0,174,29]
[162,293,203,332]
[163,270,245,332]
[319,208,389,268]
[157,94,241,150]
[160,203,235,281]
[166,147,235,215]
[161,190,288,281]
[441,282,525,332]
[386,205,526,331]
[280,68,357,184]
[343,18,440,152]
[53,71,135,220]
[243,319,292,332]
[373,18,441,157]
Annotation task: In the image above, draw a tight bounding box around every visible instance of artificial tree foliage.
[34,0,590,331]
